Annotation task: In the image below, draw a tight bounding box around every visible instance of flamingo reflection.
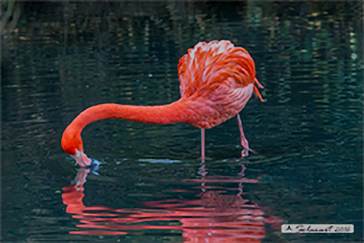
[62,162,283,241]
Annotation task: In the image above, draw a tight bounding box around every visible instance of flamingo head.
[61,130,92,167]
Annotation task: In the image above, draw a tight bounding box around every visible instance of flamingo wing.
[177,40,260,128]
[178,40,256,98]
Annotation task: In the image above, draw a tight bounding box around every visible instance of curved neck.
[65,99,191,137]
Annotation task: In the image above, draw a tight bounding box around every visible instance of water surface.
[2,1,363,242]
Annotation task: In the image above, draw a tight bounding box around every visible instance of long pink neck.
[71,99,191,131]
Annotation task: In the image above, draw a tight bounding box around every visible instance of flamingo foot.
[240,137,257,157]
[241,147,257,158]
[237,114,257,158]
[241,148,249,158]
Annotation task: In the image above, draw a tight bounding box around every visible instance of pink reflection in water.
[62,162,283,242]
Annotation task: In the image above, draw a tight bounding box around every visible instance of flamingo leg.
[237,114,256,157]
[201,128,205,163]
[198,162,207,192]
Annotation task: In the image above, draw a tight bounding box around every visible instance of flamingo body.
[61,40,262,166]
[178,41,257,128]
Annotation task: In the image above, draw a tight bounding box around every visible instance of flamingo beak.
[72,149,92,167]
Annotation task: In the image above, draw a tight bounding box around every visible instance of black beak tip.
[84,158,100,174]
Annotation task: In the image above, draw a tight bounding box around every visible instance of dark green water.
[2,1,363,242]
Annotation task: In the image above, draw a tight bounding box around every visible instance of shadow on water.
[62,161,283,242]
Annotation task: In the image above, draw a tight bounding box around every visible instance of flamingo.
[61,40,264,167]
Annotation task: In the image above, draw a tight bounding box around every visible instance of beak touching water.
[72,149,93,167]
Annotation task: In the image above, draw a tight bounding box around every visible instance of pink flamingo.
[61,40,263,166]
